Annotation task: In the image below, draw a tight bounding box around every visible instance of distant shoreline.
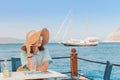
[0,37,24,44]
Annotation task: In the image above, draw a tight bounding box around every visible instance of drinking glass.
[30,62,36,74]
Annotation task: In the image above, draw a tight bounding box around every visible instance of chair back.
[11,57,21,72]
[103,61,112,80]
[0,62,1,72]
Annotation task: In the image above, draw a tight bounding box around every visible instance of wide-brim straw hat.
[24,28,49,47]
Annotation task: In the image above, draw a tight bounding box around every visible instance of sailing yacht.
[55,11,99,46]
[60,37,99,46]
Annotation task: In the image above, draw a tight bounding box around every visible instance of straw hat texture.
[24,28,49,46]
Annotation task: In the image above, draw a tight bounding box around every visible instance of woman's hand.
[25,44,32,57]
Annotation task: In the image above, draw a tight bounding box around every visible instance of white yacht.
[61,37,99,46]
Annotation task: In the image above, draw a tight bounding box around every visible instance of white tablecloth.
[0,70,67,80]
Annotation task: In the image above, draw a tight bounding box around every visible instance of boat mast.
[54,11,71,42]
[62,10,72,41]
[85,10,89,40]
[68,11,73,41]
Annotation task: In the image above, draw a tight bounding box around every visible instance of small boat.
[60,37,99,46]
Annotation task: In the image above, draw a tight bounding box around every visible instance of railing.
[51,48,120,80]
[0,48,120,80]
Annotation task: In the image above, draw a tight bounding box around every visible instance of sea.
[0,42,120,80]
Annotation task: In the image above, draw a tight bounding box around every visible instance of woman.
[19,28,52,72]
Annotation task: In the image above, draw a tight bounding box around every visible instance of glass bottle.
[3,58,10,77]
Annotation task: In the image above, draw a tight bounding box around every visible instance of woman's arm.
[36,61,49,72]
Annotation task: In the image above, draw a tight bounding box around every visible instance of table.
[0,70,67,80]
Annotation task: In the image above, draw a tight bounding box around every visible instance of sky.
[0,0,120,42]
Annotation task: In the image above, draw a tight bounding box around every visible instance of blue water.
[0,43,120,80]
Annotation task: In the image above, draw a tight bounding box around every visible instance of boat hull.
[61,42,98,46]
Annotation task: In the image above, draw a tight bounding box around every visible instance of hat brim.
[24,28,49,47]
[41,28,49,45]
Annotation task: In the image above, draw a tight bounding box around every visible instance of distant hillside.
[0,37,24,44]
[104,28,120,42]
